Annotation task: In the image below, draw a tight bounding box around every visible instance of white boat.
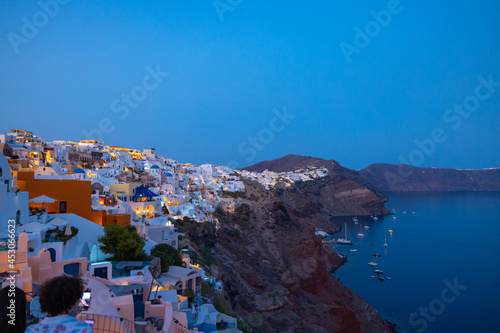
[368,261,378,266]
[374,269,383,274]
[336,223,353,245]
[378,276,385,281]
[357,225,365,237]
[349,249,358,252]
[384,236,388,247]
[353,216,358,223]
[364,225,370,229]
[373,216,379,221]
[386,277,392,280]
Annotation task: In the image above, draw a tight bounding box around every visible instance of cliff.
[180,179,394,332]
[175,155,397,332]
[242,154,391,219]
[359,163,500,192]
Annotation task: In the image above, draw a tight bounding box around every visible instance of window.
[94,267,108,279]
[64,263,80,276]
[59,201,67,213]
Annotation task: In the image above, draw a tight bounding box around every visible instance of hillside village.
[0,128,328,333]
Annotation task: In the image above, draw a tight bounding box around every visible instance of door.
[59,201,67,213]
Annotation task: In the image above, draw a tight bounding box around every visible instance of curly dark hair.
[38,275,84,317]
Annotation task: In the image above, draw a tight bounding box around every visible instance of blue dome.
[165,172,173,177]
[151,165,160,169]
[73,168,86,174]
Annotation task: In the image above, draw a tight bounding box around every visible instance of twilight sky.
[1,0,499,170]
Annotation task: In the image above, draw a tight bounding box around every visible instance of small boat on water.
[357,225,365,237]
[349,249,358,252]
[386,277,392,280]
[373,216,379,221]
[364,225,370,229]
[384,237,388,247]
[374,269,383,274]
[412,211,416,215]
[368,261,378,266]
[388,230,393,234]
[403,211,407,214]
[337,223,353,245]
[353,216,358,223]
[370,276,375,278]
[372,253,381,257]
[378,276,385,281]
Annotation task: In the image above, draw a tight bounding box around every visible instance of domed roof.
[165,172,173,177]
[150,165,160,169]
[73,168,86,174]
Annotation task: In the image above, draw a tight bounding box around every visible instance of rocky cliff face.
[178,156,396,332]
[242,154,391,220]
[359,163,500,192]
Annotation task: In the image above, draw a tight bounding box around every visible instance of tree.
[150,244,183,272]
[98,225,145,261]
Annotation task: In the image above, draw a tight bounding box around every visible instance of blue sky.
[1,0,499,170]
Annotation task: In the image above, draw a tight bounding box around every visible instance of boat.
[373,216,379,221]
[357,225,365,237]
[368,261,378,266]
[364,225,370,229]
[372,253,381,257]
[349,249,358,252]
[403,211,406,214]
[370,276,375,278]
[353,216,358,223]
[412,211,416,215]
[388,230,393,234]
[377,276,385,281]
[336,223,353,245]
[386,277,392,280]
[374,269,383,274]
[384,237,388,247]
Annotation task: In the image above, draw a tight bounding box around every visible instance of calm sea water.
[332,192,500,333]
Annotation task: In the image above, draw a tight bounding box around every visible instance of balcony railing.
[78,314,135,333]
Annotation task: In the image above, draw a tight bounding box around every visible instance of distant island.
[359,163,500,192]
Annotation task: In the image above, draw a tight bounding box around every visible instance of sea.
[331,192,500,333]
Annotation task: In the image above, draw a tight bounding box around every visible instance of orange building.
[15,171,130,226]
[16,171,92,219]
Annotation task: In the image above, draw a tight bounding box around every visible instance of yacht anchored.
[336,223,353,245]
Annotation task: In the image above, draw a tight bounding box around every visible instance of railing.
[78,314,136,333]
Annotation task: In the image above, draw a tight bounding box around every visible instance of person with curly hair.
[25,275,93,333]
